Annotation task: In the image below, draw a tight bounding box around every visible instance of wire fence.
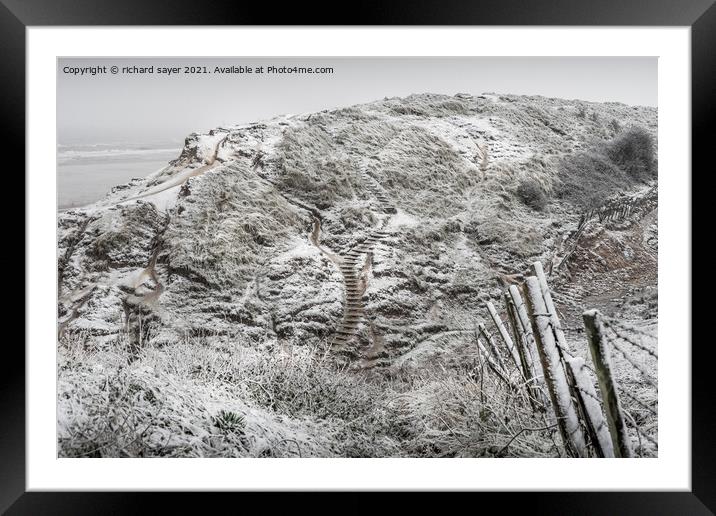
[470,262,657,458]
[598,314,658,456]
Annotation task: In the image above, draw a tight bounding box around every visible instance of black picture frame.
[6,0,713,512]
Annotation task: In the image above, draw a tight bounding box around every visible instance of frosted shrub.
[605,126,656,182]
[58,333,560,458]
[274,125,358,207]
[517,179,549,211]
[556,152,628,209]
[556,125,654,208]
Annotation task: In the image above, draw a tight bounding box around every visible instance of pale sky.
[58,57,657,145]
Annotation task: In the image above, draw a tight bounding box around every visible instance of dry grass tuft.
[58,331,561,458]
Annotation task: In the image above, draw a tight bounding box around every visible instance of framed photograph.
[8,0,712,511]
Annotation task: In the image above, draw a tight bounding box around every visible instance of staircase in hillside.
[360,165,397,215]
[249,152,400,352]
[330,227,394,349]
[329,166,398,349]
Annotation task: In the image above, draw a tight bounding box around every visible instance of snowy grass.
[58,331,560,458]
[555,126,656,209]
[272,124,361,209]
[57,92,658,458]
[163,164,306,288]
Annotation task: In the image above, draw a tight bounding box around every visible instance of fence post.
[504,293,530,373]
[505,291,548,407]
[524,277,588,457]
[583,310,633,458]
[532,261,571,354]
[508,286,544,383]
[564,356,615,457]
[486,301,523,374]
[532,261,614,456]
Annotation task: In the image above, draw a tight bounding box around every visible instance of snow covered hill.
[57,93,658,457]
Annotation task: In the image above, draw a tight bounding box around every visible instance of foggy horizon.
[58,57,657,146]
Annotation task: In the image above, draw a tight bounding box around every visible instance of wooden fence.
[550,185,657,274]
[474,261,657,457]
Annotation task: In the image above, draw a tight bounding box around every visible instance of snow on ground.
[385,209,419,229]
[135,183,181,212]
[195,131,227,160]
[57,92,658,458]
[275,237,320,261]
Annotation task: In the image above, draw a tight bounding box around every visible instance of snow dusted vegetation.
[57,93,658,457]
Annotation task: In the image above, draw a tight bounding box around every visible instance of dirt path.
[117,137,226,206]
[308,216,340,263]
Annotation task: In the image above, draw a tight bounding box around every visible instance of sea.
[57,142,181,209]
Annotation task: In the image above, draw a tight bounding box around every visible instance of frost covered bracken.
[57,93,658,457]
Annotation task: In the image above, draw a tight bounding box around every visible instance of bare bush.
[555,125,655,208]
[605,126,656,181]
[517,179,549,211]
[556,152,630,208]
[338,205,378,230]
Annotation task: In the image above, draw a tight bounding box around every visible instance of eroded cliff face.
[57,93,657,367]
